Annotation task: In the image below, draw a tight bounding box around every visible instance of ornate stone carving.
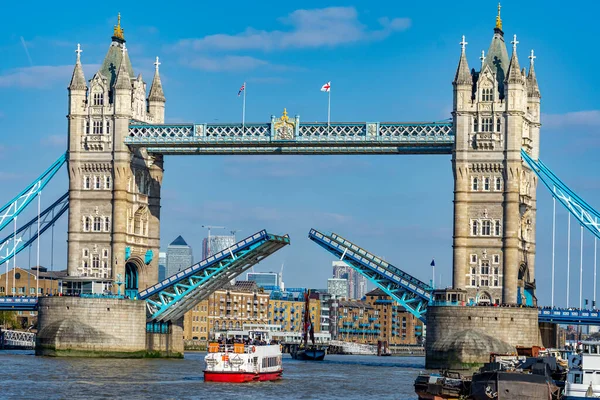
[273,108,295,140]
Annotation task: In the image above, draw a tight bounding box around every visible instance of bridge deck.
[126,122,454,155]
[0,297,38,311]
[140,229,290,322]
[308,229,430,322]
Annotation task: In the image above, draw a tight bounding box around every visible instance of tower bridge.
[0,6,597,364]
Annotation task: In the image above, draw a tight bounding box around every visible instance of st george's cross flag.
[237,83,246,96]
[320,81,331,92]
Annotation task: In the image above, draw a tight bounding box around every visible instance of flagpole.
[242,81,246,128]
[327,86,331,126]
[432,261,435,290]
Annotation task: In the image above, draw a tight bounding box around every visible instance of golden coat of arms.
[274,108,295,140]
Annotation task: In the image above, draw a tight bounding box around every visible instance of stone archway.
[125,257,144,299]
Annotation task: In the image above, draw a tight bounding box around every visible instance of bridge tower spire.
[451,5,540,305]
[65,14,164,296]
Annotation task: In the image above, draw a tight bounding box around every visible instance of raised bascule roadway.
[1,7,598,362]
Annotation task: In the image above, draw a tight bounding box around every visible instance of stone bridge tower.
[451,6,541,305]
[66,15,165,296]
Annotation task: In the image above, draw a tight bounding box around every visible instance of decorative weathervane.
[113,13,124,41]
[75,43,82,63]
[511,34,519,52]
[274,108,295,140]
[528,49,536,66]
[480,50,485,68]
[460,35,468,53]
[495,2,502,31]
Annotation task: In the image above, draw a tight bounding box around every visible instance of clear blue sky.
[1,1,599,306]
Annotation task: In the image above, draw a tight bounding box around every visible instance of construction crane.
[230,229,242,241]
[201,225,225,258]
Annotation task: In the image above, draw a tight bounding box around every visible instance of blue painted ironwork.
[0,153,66,233]
[538,308,600,325]
[139,230,290,322]
[522,149,600,240]
[308,229,431,322]
[144,249,153,265]
[0,192,68,265]
[126,120,454,155]
[0,296,38,311]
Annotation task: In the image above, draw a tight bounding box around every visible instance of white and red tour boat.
[204,330,283,383]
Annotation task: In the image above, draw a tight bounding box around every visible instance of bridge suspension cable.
[0,192,68,266]
[0,153,66,233]
[552,195,556,308]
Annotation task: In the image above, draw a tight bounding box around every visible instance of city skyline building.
[332,261,367,299]
[328,278,349,299]
[202,235,236,260]
[247,272,279,289]
[166,236,193,278]
[158,252,166,282]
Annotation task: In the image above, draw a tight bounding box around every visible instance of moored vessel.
[204,330,282,382]
[289,289,327,361]
[564,341,600,399]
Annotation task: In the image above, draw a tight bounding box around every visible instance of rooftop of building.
[169,235,189,247]
[366,288,388,297]
[218,280,264,293]
[1,266,68,280]
[337,300,374,310]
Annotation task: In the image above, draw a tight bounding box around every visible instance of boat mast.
[303,289,310,348]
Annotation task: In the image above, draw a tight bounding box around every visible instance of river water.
[0,351,424,399]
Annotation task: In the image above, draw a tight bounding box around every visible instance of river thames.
[1,351,424,399]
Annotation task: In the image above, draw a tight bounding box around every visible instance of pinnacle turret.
[148,56,166,102]
[453,36,472,85]
[68,44,87,91]
[505,35,523,84]
[527,50,540,97]
[114,44,131,90]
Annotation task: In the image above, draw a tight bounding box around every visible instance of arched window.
[92,255,100,268]
[105,175,111,189]
[471,267,476,275]
[83,176,90,189]
[496,118,501,132]
[83,248,89,257]
[85,120,90,134]
[84,217,91,232]
[495,177,502,191]
[474,118,478,132]
[94,176,101,189]
[472,177,479,191]
[484,177,490,191]
[106,121,111,135]
[482,220,491,236]
[104,217,110,232]
[102,261,108,269]
[472,221,479,236]
[495,221,501,236]
[82,260,88,269]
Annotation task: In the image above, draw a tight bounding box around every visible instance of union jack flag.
[238,83,245,96]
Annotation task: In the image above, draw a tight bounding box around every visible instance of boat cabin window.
[583,344,599,354]
[574,373,583,384]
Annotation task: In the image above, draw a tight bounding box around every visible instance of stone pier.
[36,297,183,358]
[426,306,541,370]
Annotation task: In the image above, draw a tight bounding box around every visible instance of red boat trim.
[204,370,283,383]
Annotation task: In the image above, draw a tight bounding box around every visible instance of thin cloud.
[176,7,411,52]
[543,110,600,128]
[180,55,271,72]
[20,36,33,66]
[41,135,67,148]
[0,64,100,89]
